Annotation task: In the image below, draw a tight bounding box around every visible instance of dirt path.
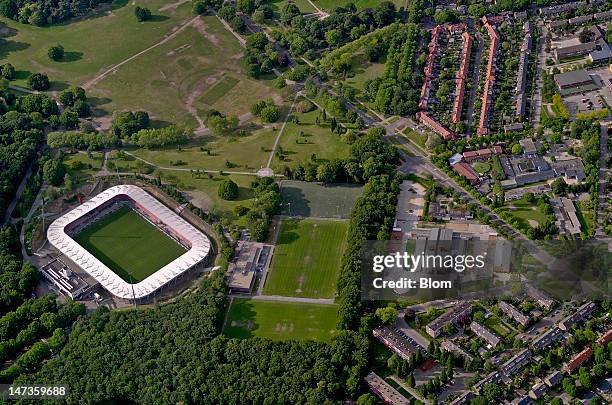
[266,92,300,168]
[82,15,200,90]
[159,0,189,12]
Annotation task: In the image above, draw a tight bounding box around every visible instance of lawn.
[506,200,547,226]
[271,108,352,171]
[0,0,193,88]
[484,316,513,338]
[345,59,386,91]
[280,180,363,219]
[74,206,186,283]
[223,298,338,341]
[473,162,491,174]
[63,151,104,180]
[128,125,276,172]
[264,219,348,298]
[92,15,281,127]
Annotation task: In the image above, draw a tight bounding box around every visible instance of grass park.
[223,298,338,342]
[1,1,282,127]
[264,218,348,298]
[280,180,362,218]
[271,108,352,172]
[505,199,548,227]
[74,206,186,283]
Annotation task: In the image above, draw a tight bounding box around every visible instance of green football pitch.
[264,219,348,298]
[223,298,338,342]
[74,206,186,283]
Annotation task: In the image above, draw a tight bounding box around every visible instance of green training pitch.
[223,298,338,342]
[280,180,363,219]
[74,206,186,283]
[264,219,348,298]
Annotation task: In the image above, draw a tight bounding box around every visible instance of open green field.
[0,0,192,87]
[128,124,277,172]
[91,15,281,127]
[271,108,352,171]
[63,151,104,180]
[264,219,348,298]
[224,298,338,341]
[506,200,547,226]
[74,206,186,283]
[473,162,491,174]
[345,59,386,91]
[280,180,362,218]
[1,3,281,126]
[270,0,317,14]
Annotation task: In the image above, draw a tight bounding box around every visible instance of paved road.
[596,122,610,239]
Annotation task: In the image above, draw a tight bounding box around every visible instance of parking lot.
[564,67,612,117]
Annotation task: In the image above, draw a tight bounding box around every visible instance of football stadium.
[47,185,212,301]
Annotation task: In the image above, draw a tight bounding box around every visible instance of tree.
[511,144,522,155]
[375,306,397,325]
[563,377,577,397]
[218,179,239,200]
[1,63,15,80]
[134,6,152,22]
[578,367,592,390]
[482,383,502,402]
[373,1,396,27]
[425,133,442,151]
[43,160,65,186]
[260,105,280,123]
[280,3,300,25]
[551,177,568,196]
[356,394,378,405]
[27,73,50,91]
[47,44,64,61]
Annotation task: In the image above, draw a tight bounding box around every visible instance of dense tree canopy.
[0,0,112,26]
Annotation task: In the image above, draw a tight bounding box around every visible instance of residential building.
[473,372,502,394]
[364,372,411,405]
[510,397,532,405]
[524,284,555,310]
[441,340,474,363]
[532,326,564,351]
[529,382,547,399]
[373,327,417,361]
[544,371,563,387]
[471,321,501,348]
[563,346,593,373]
[453,31,472,124]
[451,162,480,185]
[499,301,530,327]
[449,391,473,405]
[597,329,612,347]
[477,21,500,136]
[417,111,455,140]
[425,301,472,338]
[500,349,532,377]
[558,301,596,331]
[462,145,503,162]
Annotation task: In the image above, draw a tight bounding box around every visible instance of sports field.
[264,219,348,298]
[74,206,186,283]
[280,180,363,218]
[224,298,338,341]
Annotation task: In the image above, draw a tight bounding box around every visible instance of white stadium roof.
[47,185,211,300]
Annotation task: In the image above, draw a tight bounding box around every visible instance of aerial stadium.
[46,185,212,301]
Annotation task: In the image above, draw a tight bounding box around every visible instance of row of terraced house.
[477,16,501,136]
